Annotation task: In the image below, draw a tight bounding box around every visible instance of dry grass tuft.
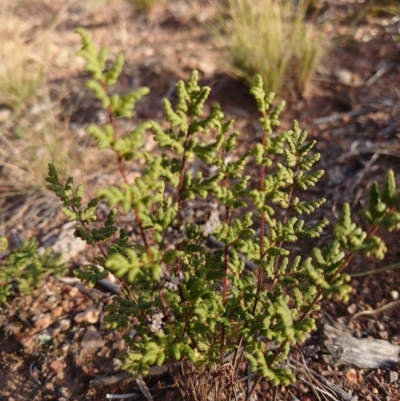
[0,102,87,229]
[0,0,91,230]
[0,3,48,113]
[208,0,325,94]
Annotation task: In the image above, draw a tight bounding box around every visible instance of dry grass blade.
[135,376,154,401]
[288,357,353,401]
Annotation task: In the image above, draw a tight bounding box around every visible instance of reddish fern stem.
[173,130,191,280]
[252,113,267,315]
[177,131,191,212]
[100,81,152,259]
[220,148,230,364]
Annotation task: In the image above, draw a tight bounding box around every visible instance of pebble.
[361,287,371,297]
[390,290,399,300]
[391,334,400,345]
[60,343,70,353]
[347,303,357,314]
[68,286,81,299]
[58,319,72,332]
[345,368,358,382]
[335,68,353,85]
[389,371,398,384]
[49,359,66,374]
[0,108,11,123]
[112,358,123,370]
[376,321,385,331]
[378,330,389,340]
[33,313,52,330]
[74,307,100,324]
[16,332,35,349]
[58,387,69,398]
[81,325,104,349]
[51,306,63,319]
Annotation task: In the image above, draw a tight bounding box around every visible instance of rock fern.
[42,29,400,398]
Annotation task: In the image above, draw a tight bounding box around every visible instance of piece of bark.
[323,323,400,369]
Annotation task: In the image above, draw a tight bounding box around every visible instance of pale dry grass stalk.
[0,2,47,112]
[0,105,83,228]
[0,0,89,228]
[210,0,325,94]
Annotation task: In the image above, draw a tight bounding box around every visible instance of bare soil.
[1,1,400,400]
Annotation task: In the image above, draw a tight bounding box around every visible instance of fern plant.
[0,237,65,303]
[45,28,400,399]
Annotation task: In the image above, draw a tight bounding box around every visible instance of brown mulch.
[1,1,400,400]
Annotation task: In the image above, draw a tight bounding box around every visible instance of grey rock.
[81,325,104,349]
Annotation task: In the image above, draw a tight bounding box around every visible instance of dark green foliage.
[43,28,400,393]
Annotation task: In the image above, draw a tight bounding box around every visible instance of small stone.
[390,290,399,300]
[367,320,375,333]
[61,299,74,312]
[0,108,12,123]
[81,365,99,376]
[57,319,71,332]
[112,358,123,370]
[389,371,398,384]
[33,313,52,330]
[376,321,385,331]
[51,306,63,319]
[52,328,61,337]
[391,335,400,345]
[347,303,357,315]
[335,69,353,85]
[345,368,358,382]
[47,295,57,304]
[49,359,66,373]
[112,338,126,351]
[361,287,371,297]
[379,330,389,340]
[58,387,69,398]
[74,307,100,324]
[68,286,81,298]
[16,332,35,349]
[81,325,104,349]
[61,343,70,353]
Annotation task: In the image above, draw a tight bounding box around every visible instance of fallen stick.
[322,323,400,369]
